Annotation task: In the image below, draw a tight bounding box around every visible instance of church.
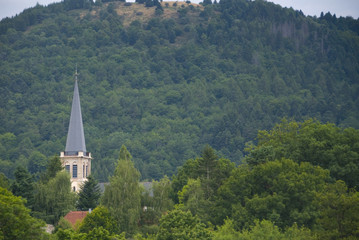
[60,70,91,192]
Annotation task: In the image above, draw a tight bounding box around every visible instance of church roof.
[65,74,86,153]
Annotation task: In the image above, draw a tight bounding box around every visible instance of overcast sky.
[1,0,359,21]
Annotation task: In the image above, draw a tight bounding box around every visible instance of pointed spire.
[65,68,86,153]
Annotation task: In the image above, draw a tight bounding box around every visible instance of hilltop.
[0,0,358,181]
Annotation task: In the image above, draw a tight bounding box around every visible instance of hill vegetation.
[0,0,359,184]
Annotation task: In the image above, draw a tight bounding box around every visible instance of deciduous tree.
[0,187,48,239]
[33,171,76,224]
[78,205,118,234]
[102,145,141,236]
[316,180,359,239]
[156,208,212,240]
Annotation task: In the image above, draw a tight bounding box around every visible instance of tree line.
[1,119,359,239]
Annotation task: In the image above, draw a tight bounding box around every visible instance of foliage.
[76,175,101,211]
[0,0,358,182]
[152,176,174,213]
[217,158,330,230]
[11,165,35,209]
[238,219,315,240]
[57,217,73,231]
[172,146,235,224]
[54,227,125,240]
[315,180,359,239]
[140,175,174,230]
[0,187,48,239]
[214,218,315,240]
[172,146,235,204]
[0,173,9,189]
[102,145,141,236]
[156,208,213,240]
[78,205,118,234]
[41,155,63,183]
[246,119,359,189]
[1,1,359,237]
[28,151,47,176]
[33,171,77,224]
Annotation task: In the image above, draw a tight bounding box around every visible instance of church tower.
[60,69,91,192]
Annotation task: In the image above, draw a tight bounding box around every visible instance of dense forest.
[0,0,359,183]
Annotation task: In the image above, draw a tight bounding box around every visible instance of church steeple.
[60,68,92,192]
[65,69,86,154]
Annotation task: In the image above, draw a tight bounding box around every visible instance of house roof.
[64,211,88,226]
[65,75,87,153]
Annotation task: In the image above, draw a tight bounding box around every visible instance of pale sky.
[0,0,359,21]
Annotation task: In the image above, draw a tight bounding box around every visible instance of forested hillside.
[1,0,359,182]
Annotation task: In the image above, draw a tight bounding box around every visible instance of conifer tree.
[11,166,35,209]
[77,175,101,211]
[102,145,141,236]
[197,145,218,199]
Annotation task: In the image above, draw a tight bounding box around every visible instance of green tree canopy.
[0,173,9,189]
[33,171,76,224]
[156,208,212,240]
[102,145,141,236]
[76,175,101,211]
[78,205,118,234]
[246,119,359,189]
[40,155,63,183]
[0,187,48,239]
[316,180,359,239]
[11,166,34,209]
[217,158,330,230]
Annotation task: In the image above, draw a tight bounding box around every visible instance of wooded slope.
[0,0,358,181]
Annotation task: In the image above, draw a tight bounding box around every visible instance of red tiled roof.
[64,211,88,226]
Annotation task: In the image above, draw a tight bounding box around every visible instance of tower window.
[65,165,70,173]
[86,166,88,177]
[83,165,85,178]
[73,165,77,178]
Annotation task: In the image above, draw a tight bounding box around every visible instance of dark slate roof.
[65,79,86,153]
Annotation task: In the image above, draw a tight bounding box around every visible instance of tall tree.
[33,171,77,224]
[152,175,174,213]
[102,145,141,236]
[77,175,101,211]
[11,166,35,209]
[198,145,217,182]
